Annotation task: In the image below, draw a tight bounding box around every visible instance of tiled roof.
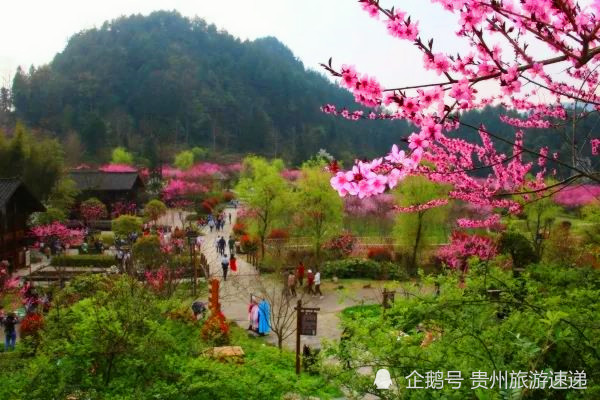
[0,178,45,211]
[69,171,144,191]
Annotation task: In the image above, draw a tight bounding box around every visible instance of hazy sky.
[0,0,459,88]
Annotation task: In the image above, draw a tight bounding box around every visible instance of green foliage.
[294,165,344,263]
[322,258,409,280]
[143,199,167,223]
[173,149,194,170]
[522,194,562,259]
[110,146,134,165]
[0,275,341,399]
[34,207,66,225]
[323,263,600,399]
[111,215,143,237]
[499,231,538,268]
[50,255,115,267]
[393,176,450,275]
[0,123,64,201]
[236,156,292,257]
[100,232,115,247]
[191,146,208,161]
[132,235,164,269]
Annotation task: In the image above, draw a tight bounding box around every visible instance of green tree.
[132,235,164,268]
[522,194,561,259]
[34,177,79,224]
[393,177,449,276]
[112,215,143,237]
[173,150,194,170]
[0,123,64,201]
[294,164,343,265]
[144,199,167,225]
[191,146,208,161]
[111,146,134,165]
[235,156,291,259]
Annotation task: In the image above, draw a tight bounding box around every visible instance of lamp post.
[186,229,198,297]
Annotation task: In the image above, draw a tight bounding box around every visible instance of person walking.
[296,262,305,286]
[287,271,297,297]
[228,213,232,224]
[208,219,215,233]
[221,254,230,281]
[306,269,315,295]
[229,254,237,273]
[228,236,235,255]
[314,270,323,299]
[2,312,18,351]
[218,236,226,256]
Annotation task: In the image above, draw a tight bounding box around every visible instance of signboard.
[300,309,318,336]
[25,250,31,267]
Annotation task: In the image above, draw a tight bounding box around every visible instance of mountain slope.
[11,11,406,164]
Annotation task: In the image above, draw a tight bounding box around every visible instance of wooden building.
[0,178,45,272]
[69,170,145,209]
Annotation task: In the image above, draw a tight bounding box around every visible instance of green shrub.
[499,231,537,268]
[321,258,408,280]
[50,255,115,267]
[100,232,115,247]
[112,215,143,237]
[132,235,164,268]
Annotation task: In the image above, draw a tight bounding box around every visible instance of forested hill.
[9,10,406,165]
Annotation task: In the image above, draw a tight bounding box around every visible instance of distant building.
[0,178,45,272]
[69,170,145,209]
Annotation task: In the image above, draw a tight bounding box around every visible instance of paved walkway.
[189,208,381,350]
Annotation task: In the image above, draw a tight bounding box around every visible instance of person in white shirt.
[221,254,230,281]
[314,271,323,299]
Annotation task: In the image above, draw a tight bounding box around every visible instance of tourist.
[306,269,315,295]
[208,218,215,233]
[228,236,235,255]
[191,301,206,320]
[221,253,229,281]
[314,270,323,299]
[258,298,271,335]
[218,236,226,256]
[296,262,305,286]
[230,254,237,273]
[288,271,297,297]
[2,312,18,351]
[228,213,231,224]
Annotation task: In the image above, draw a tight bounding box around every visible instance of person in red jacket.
[296,262,305,286]
[306,269,315,295]
[230,255,237,273]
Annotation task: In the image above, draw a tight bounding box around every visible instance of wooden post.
[296,299,302,375]
[192,244,197,297]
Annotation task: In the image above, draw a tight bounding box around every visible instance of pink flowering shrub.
[553,185,600,207]
[80,198,108,222]
[30,222,85,248]
[324,232,357,258]
[436,231,497,272]
[281,169,302,182]
[110,201,137,219]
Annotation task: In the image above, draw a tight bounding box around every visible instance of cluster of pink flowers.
[98,163,137,173]
[110,201,137,219]
[344,194,396,220]
[0,264,19,296]
[281,169,302,182]
[456,214,501,229]
[592,139,600,156]
[395,198,449,213]
[324,0,600,216]
[436,231,497,271]
[553,185,600,207]
[163,179,209,201]
[80,201,107,222]
[30,222,85,248]
[161,162,240,201]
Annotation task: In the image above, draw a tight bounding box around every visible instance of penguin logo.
[374,368,393,389]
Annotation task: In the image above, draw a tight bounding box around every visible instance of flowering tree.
[325,0,600,222]
[436,231,497,272]
[80,197,108,222]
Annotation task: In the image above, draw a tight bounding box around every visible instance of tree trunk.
[410,212,424,277]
